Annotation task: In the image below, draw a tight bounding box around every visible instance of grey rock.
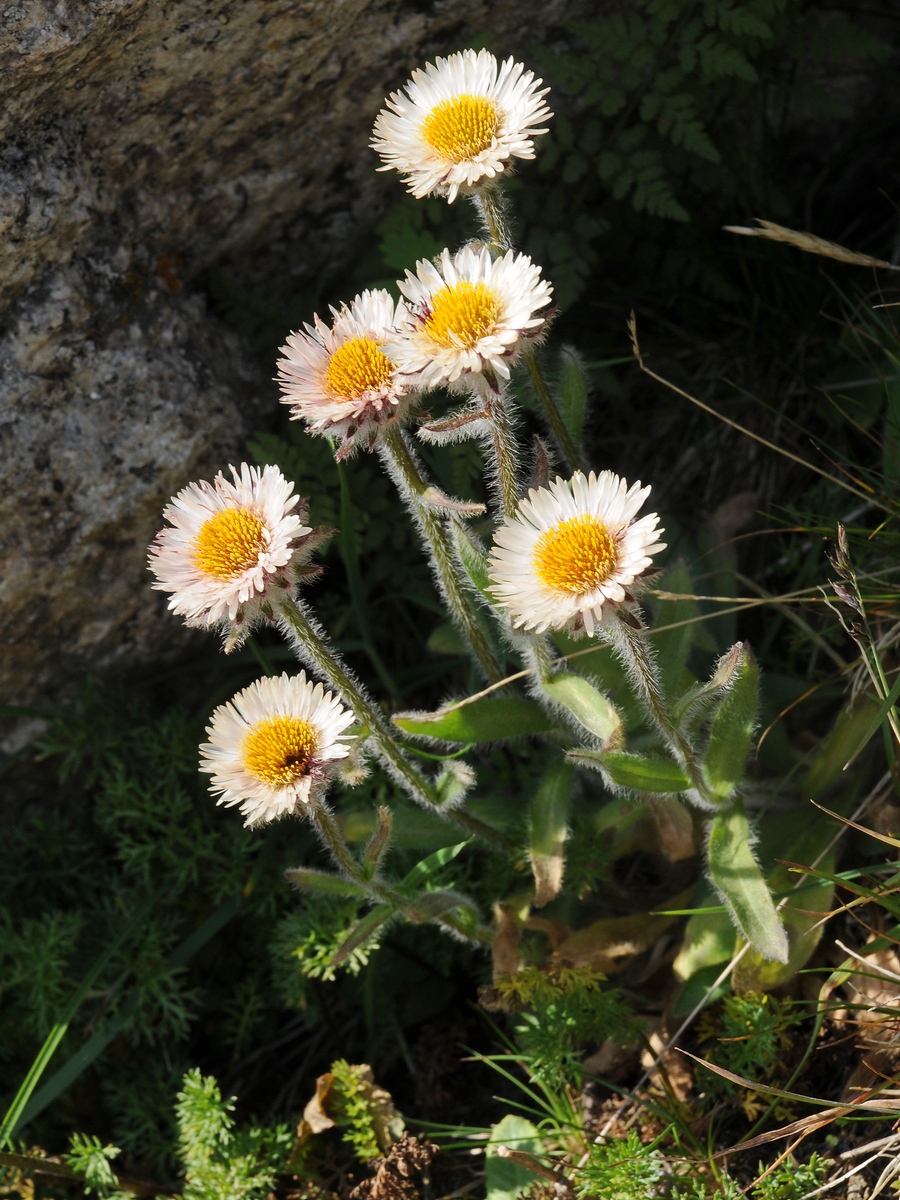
[0,0,582,704]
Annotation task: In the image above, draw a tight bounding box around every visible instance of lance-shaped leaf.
[284,868,370,897]
[541,672,622,748]
[557,346,588,446]
[733,799,852,992]
[672,906,736,1015]
[702,643,759,803]
[331,905,394,967]
[571,749,689,793]
[530,760,573,908]
[673,643,742,728]
[707,802,788,964]
[452,519,494,602]
[395,697,554,744]
[401,840,469,889]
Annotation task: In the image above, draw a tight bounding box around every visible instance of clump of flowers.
[148,48,787,998]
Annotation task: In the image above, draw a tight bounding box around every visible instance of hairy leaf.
[394,698,554,744]
[530,760,573,907]
[707,802,788,964]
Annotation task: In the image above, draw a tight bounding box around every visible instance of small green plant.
[63,1133,122,1198]
[574,1130,663,1199]
[750,1153,830,1200]
[495,966,636,1090]
[174,1069,292,1200]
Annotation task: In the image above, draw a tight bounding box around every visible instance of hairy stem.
[276,595,437,806]
[277,596,512,847]
[378,424,504,683]
[307,794,368,884]
[478,380,520,520]
[474,185,513,252]
[522,344,581,471]
[610,617,713,807]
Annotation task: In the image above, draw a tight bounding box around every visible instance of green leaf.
[673,643,742,727]
[573,749,689,793]
[530,760,573,907]
[557,347,588,446]
[542,672,622,747]
[284,869,369,897]
[486,1116,543,1200]
[702,643,758,802]
[707,802,788,964]
[673,907,737,1014]
[394,698,554,744]
[401,840,469,889]
[734,802,851,992]
[451,519,494,602]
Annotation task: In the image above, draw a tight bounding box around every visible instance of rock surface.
[0,0,583,705]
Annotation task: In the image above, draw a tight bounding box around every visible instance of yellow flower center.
[422,94,499,163]
[324,337,394,400]
[194,508,265,580]
[425,281,500,349]
[243,715,319,787]
[533,515,619,593]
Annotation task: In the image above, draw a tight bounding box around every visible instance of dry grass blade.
[724,220,900,270]
[810,801,900,850]
[681,1051,900,1114]
[713,1108,852,1158]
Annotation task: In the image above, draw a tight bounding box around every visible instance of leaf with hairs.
[542,672,622,747]
[284,869,369,897]
[708,802,787,963]
[530,761,573,908]
[572,749,689,793]
[395,698,554,744]
[702,644,758,802]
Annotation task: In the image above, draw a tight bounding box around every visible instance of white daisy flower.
[149,463,323,647]
[372,49,552,202]
[488,471,666,636]
[201,672,355,826]
[389,245,552,389]
[276,289,417,459]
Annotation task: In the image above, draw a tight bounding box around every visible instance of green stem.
[473,185,580,470]
[277,595,437,806]
[474,185,513,252]
[610,617,714,807]
[307,795,369,886]
[479,380,520,520]
[378,425,504,684]
[276,596,511,848]
[523,344,582,470]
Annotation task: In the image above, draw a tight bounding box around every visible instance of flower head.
[201,672,355,825]
[488,471,666,635]
[372,49,552,202]
[277,290,417,459]
[149,463,324,648]
[389,245,552,390]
